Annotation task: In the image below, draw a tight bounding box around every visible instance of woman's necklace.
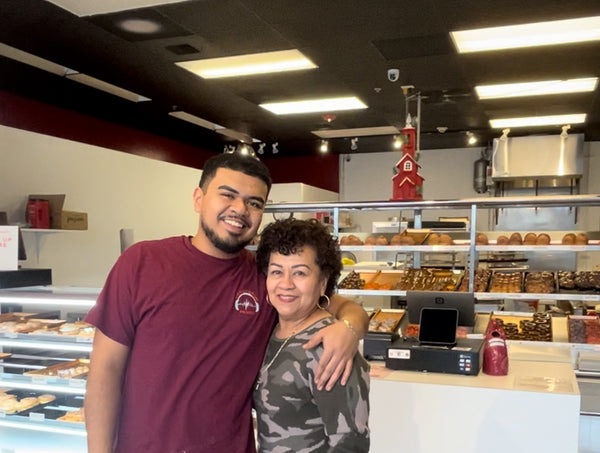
[262,336,292,374]
[257,308,320,387]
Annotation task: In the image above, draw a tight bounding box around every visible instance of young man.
[84,153,368,453]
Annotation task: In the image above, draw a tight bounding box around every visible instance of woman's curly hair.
[256,218,341,297]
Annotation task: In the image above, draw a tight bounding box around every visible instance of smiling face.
[266,247,327,325]
[193,167,268,258]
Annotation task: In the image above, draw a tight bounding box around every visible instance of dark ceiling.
[1,0,599,158]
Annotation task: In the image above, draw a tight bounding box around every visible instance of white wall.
[0,125,339,287]
[339,143,600,235]
[339,147,491,232]
[1,125,202,287]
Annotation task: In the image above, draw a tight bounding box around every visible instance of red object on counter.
[27,199,50,229]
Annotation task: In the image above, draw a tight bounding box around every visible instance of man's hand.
[303,320,358,391]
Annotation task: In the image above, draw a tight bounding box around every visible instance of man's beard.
[201,219,252,255]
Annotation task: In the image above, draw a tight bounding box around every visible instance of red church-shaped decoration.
[391,153,424,201]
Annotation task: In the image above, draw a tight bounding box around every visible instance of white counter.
[369,360,580,453]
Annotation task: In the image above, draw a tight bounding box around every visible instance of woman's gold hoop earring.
[317,295,330,310]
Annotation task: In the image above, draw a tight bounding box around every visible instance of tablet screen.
[418,307,459,346]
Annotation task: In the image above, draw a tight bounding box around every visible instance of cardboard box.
[58,211,88,230]
[27,194,88,230]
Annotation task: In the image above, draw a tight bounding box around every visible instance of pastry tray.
[368,309,405,333]
[24,358,90,379]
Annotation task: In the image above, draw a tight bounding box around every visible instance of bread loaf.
[475,233,488,245]
[508,232,522,245]
[438,234,453,245]
[496,235,509,245]
[535,233,551,245]
[364,235,377,245]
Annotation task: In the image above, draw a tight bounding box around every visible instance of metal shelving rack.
[264,194,600,301]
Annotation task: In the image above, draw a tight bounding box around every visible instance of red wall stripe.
[0,90,339,193]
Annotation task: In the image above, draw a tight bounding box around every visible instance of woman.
[254,218,370,452]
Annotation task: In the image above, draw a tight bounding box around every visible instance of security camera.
[387,68,400,82]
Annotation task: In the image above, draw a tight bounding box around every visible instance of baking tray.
[488,271,524,293]
[24,358,90,379]
[397,228,431,245]
[368,309,405,333]
[394,268,463,291]
[523,271,557,294]
[490,311,553,341]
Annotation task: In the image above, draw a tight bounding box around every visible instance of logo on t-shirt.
[234,291,260,315]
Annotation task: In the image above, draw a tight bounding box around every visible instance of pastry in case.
[58,407,85,423]
[0,390,56,414]
[491,312,552,342]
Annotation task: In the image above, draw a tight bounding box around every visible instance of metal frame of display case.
[264,194,600,299]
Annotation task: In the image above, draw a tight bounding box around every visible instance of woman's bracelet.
[342,319,360,340]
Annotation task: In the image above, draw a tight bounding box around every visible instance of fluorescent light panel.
[451,16,600,53]
[176,49,316,79]
[312,126,399,138]
[490,113,586,128]
[261,96,367,115]
[476,77,598,99]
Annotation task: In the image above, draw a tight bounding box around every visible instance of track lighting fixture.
[238,143,253,156]
[320,140,329,153]
[350,137,358,151]
[272,142,279,154]
[393,135,405,149]
[466,131,478,145]
[223,145,236,154]
[257,143,266,154]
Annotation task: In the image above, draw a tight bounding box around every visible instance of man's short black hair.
[199,153,272,194]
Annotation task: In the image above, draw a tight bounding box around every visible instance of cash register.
[385,291,484,375]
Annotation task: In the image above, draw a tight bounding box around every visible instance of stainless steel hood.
[491,134,584,180]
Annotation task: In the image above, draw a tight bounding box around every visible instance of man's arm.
[85,329,130,453]
[303,295,369,391]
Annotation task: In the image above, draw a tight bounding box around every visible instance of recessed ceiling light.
[490,113,586,128]
[261,96,367,115]
[175,49,317,79]
[118,19,163,34]
[451,16,600,53]
[476,77,598,99]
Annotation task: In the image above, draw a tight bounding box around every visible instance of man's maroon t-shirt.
[85,236,276,453]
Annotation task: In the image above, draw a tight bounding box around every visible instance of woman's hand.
[303,320,358,391]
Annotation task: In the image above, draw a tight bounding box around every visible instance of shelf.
[337,289,600,302]
[340,245,471,252]
[477,245,600,252]
[0,373,86,395]
[0,417,86,436]
[0,336,93,351]
[21,229,83,234]
[0,287,99,308]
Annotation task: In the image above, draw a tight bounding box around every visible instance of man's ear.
[193,187,204,213]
